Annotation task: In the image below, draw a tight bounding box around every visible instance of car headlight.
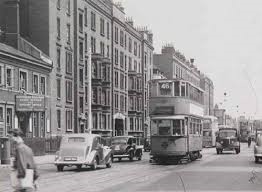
[220,141,223,144]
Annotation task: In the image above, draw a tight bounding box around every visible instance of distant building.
[213,104,226,125]
[200,75,214,116]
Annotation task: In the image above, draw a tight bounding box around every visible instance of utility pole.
[87,48,92,133]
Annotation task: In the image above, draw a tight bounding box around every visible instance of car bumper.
[113,154,130,158]
[254,154,262,157]
[54,160,90,165]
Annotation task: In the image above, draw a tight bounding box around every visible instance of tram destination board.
[16,95,45,112]
[153,106,174,115]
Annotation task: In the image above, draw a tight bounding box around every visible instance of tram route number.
[160,83,170,89]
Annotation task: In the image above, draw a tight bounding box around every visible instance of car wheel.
[129,152,134,161]
[57,165,64,172]
[106,156,113,168]
[77,164,82,171]
[255,157,259,163]
[91,157,98,170]
[216,149,220,155]
[138,153,142,161]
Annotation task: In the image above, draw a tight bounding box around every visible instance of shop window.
[6,108,12,132]
[40,112,45,138]
[19,70,27,91]
[33,112,39,137]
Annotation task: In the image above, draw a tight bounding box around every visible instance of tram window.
[173,120,181,135]
[159,127,171,135]
[174,81,180,96]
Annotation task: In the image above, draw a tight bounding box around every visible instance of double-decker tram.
[202,116,219,147]
[149,79,204,164]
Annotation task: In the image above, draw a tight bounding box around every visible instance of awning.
[151,115,185,120]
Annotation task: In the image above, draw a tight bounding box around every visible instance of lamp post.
[87,48,92,133]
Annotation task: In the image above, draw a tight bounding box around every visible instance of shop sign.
[16,95,45,112]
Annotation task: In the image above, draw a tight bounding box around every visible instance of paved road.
[1,143,262,192]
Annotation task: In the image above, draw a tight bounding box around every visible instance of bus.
[239,119,250,142]
[149,79,204,164]
[202,116,219,147]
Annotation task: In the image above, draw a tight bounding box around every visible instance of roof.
[0,43,52,69]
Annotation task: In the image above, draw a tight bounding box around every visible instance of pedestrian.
[8,128,39,192]
[248,135,252,148]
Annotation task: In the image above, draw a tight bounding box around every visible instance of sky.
[117,0,262,119]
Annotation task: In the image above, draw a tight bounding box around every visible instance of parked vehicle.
[254,134,262,163]
[54,134,113,171]
[216,127,240,154]
[111,136,143,161]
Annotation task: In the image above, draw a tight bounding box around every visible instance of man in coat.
[8,128,39,192]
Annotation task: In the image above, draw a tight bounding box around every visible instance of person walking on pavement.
[8,128,39,192]
[248,135,252,148]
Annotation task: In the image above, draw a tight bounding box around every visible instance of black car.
[144,139,151,152]
[111,136,143,161]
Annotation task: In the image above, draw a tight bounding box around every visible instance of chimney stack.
[3,0,20,48]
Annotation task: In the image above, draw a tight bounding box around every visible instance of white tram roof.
[151,115,186,120]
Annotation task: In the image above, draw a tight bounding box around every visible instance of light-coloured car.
[54,134,113,171]
[254,134,262,163]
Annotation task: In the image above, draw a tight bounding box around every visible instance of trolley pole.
[88,48,92,133]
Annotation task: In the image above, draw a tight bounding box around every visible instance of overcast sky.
[118,0,262,119]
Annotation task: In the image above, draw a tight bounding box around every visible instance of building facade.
[200,75,214,116]
[0,0,154,139]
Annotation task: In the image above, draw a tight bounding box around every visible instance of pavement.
[0,154,56,168]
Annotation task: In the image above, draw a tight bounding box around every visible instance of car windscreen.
[219,131,236,138]
[112,138,128,144]
[68,137,86,143]
[256,136,262,146]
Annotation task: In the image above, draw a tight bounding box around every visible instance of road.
[1,143,262,192]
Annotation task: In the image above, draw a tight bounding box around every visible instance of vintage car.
[254,134,262,163]
[216,127,240,154]
[54,134,113,171]
[111,136,143,161]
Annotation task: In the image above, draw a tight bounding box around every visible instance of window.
[57,109,61,129]
[79,41,83,61]
[106,22,110,39]
[114,71,118,88]
[79,12,83,33]
[85,33,87,53]
[66,51,72,74]
[120,52,124,68]
[100,18,105,36]
[100,41,104,56]
[91,37,96,53]
[66,110,73,131]
[19,70,27,91]
[79,68,83,87]
[6,108,12,132]
[0,65,3,85]
[159,120,171,135]
[56,18,61,40]
[66,80,73,102]
[57,47,61,69]
[92,88,97,104]
[66,0,70,15]
[91,12,96,31]
[107,45,110,58]
[130,117,134,130]
[79,97,84,113]
[128,37,132,52]
[0,107,3,122]
[128,57,132,71]
[159,82,172,96]
[115,93,118,109]
[57,79,61,99]
[120,73,124,90]
[84,7,87,26]
[181,82,186,97]
[174,81,180,96]
[33,74,39,93]
[120,31,124,46]
[138,45,141,58]
[93,113,97,129]
[115,26,119,43]
[66,24,71,44]
[134,42,137,56]
[114,48,118,65]
[6,67,13,87]
[85,60,88,77]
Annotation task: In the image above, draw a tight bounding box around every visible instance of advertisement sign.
[16,95,45,112]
